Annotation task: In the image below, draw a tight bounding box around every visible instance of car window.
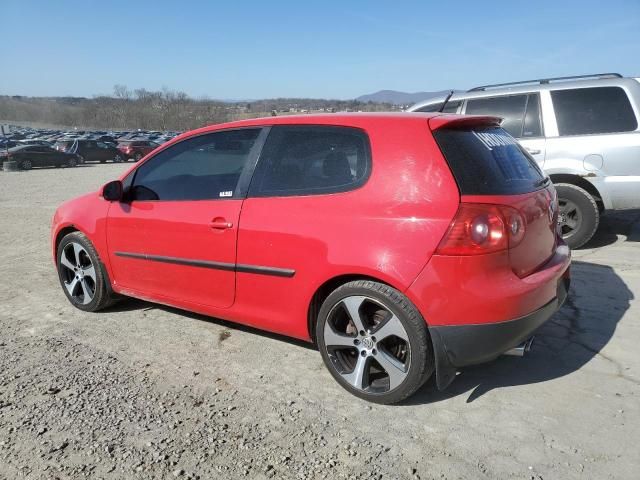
[249,126,371,197]
[415,101,462,114]
[433,126,545,195]
[522,93,543,137]
[130,128,261,201]
[551,87,638,136]
[465,95,528,137]
[85,141,96,148]
[96,142,109,149]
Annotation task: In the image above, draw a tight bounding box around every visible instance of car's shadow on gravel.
[579,209,640,248]
[103,298,316,350]
[404,260,634,405]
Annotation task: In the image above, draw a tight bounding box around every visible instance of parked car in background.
[18,139,53,147]
[408,73,640,248]
[1,145,81,169]
[51,113,570,404]
[117,140,159,161]
[55,139,124,163]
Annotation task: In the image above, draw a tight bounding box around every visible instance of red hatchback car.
[117,140,159,162]
[51,113,570,403]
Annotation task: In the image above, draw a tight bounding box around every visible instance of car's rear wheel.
[134,153,142,162]
[316,280,433,404]
[20,159,33,170]
[555,183,599,249]
[114,154,123,163]
[68,157,78,168]
[57,232,116,312]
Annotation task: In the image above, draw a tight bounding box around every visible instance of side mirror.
[102,180,123,202]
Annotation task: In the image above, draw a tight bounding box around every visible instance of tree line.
[0,86,394,131]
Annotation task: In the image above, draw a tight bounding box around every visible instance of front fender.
[51,191,112,271]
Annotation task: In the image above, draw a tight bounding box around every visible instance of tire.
[114,155,123,163]
[316,280,434,404]
[555,183,599,249]
[77,155,85,164]
[20,159,33,170]
[134,153,142,162]
[56,232,116,312]
[68,157,78,168]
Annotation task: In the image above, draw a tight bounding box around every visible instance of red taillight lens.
[436,203,526,255]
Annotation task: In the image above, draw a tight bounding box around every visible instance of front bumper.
[429,274,570,390]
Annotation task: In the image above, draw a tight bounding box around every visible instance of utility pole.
[1,124,18,172]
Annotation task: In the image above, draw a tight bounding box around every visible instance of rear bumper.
[429,274,570,390]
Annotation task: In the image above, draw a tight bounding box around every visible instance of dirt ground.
[1,163,639,479]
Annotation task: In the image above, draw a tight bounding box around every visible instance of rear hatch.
[430,116,557,278]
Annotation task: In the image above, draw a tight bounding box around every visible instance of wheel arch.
[54,225,80,260]
[307,274,397,345]
[549,173,605,213]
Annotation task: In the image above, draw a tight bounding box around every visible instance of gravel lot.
[1,163,639,479]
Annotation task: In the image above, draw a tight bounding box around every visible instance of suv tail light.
[436,203,526,255]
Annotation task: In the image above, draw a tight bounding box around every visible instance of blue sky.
[2,0,639,99]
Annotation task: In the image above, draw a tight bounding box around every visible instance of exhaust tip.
[503,336,535,357]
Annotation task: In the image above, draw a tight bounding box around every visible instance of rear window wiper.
[534,176,551,188]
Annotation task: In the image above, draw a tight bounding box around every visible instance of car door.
[96,141,115,161]
[464,93,546,166]
[106,127,266,308]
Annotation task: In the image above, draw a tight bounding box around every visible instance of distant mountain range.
[356,89,458,105]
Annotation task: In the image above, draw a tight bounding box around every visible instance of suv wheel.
[20,159,33,170]
[56,232,116,312]
[555,183,599,249]
[316,280,434,404]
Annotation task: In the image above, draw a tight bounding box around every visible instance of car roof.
[182,112,444,137]
[153,112,501,153]
[408,76,640,111]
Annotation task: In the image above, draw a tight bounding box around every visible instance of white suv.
[408,73,640,248]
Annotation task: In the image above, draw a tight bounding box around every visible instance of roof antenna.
[438,90,455,113]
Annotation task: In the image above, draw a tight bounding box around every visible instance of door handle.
[210,218,233,230]
[526,148,541,155]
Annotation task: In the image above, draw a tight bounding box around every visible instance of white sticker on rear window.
[472,131,518,151]
[219,191,233,197]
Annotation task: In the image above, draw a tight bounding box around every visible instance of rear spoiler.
[428,115,502,131]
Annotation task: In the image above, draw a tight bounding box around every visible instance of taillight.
[436,203,526,255]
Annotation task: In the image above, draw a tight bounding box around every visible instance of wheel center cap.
[361,337,375,350]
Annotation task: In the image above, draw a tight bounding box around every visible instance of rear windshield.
[433,127,545,195]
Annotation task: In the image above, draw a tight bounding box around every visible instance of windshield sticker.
[219,191,233,197]
[472,131,518,151]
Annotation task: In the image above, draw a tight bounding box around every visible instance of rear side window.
[551,87,638,136]
[522,94,543,137]
[433,127,545,195]
[249,126,371,197]
[130,128,261,201]
[465,95,528,137]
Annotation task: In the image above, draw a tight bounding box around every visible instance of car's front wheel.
[57,232,116,312]
[67,157,78,168]
[316,280,434,404]
[19,159,33,170]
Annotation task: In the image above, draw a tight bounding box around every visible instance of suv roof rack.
[468,73,623,92]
